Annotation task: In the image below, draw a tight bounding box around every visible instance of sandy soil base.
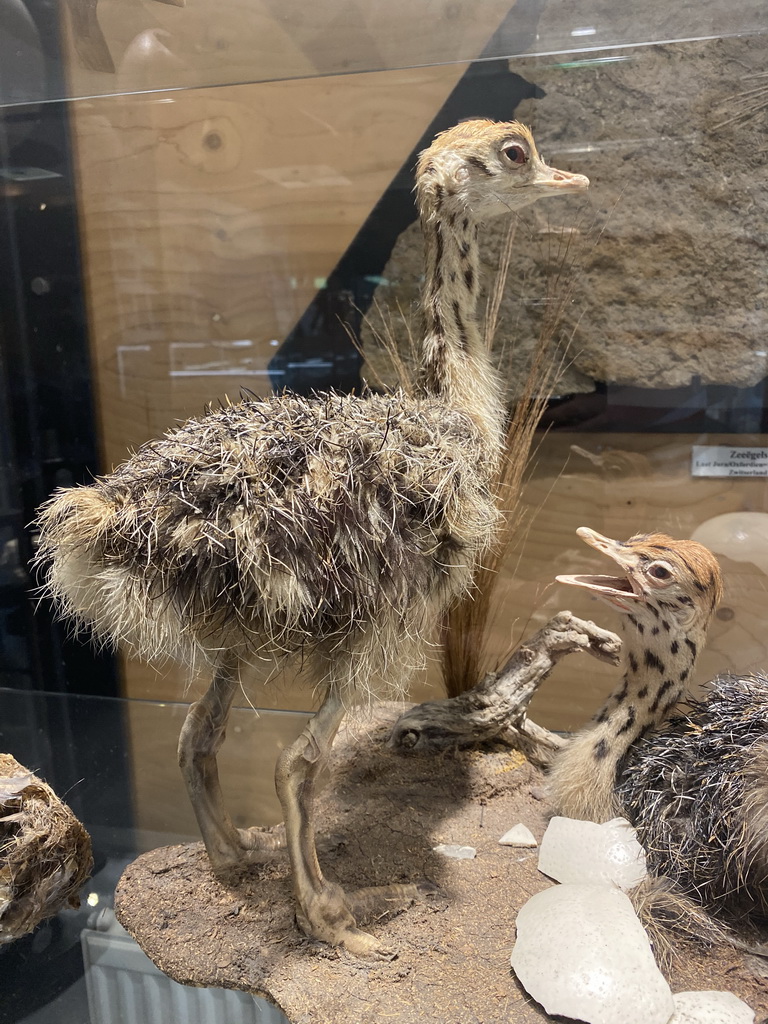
[115,705,768,1023]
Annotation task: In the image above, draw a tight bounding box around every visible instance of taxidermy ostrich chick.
[551,528,768,921]
[35,121,587,957]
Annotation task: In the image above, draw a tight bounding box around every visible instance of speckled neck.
[547,609,708,823]
[592,611,705,755]
[416,203,505,458]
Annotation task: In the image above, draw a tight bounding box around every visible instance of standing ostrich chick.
[550,528,768,921]
[35,121,588,956]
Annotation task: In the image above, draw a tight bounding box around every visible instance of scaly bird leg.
[275,689,430,958]
[178,654,284,873]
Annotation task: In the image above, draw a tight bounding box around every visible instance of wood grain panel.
[116,429,768,727]
[62,15,768,834]
[70,66,478,469]
[60,0,517,97]
[123,427,768,836]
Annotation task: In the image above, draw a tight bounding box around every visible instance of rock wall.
[361,32,768,401]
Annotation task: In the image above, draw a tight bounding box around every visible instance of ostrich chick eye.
[502,144,528,166]
[647,563,672,581]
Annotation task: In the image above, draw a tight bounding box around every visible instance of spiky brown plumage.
[618,673,768,923]
[34,120,588,957]
[36,393,498,701]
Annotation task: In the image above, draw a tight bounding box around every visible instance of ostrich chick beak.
[533,162,590,194]
[555,527,643,611]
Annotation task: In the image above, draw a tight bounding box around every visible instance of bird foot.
[238,823,286,855]
[346,880,439,924]
[296,879,436,959]
[206,824,286,876]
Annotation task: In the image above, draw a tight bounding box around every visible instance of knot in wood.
[398,729,420,749]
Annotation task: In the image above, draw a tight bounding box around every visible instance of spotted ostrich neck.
[417,207,505,456]
[547,607,709,823]
[590,612,707,764]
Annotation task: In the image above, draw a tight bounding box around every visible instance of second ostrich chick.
[35,120,588,957]
[550,528,768,922]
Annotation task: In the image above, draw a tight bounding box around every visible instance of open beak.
[533,162,590,194]
[556,527,642,610]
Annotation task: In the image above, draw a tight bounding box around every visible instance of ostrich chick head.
[557,527,723,632]
[416,119,589,219]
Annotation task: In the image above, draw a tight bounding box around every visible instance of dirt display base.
[115,705,768,1023]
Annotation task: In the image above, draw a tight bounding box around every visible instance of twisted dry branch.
[388,611,621,766]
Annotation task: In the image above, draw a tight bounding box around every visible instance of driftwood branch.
[388,611,621,767]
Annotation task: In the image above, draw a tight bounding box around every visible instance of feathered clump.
[618,673,768,923]
[35,391,498,703]
[0,754,92,943]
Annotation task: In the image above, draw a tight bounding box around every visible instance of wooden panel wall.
[69,67,471,469]
[66,70,768,724]
[123,426,768,838]
[61,0,516,96]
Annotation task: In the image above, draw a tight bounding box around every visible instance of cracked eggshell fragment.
[499,824,537,847]
[511,883,673,1024]
[670,991,755,1023]
[538,816,647,890]
[432,844,476,860]
[0,774,35,801]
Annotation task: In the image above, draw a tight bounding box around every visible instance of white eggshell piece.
[432,844,476,859]
[499,824,537,847]
[670,991,755,1023]
[538,816,647,890]
[0,774,35,801]
[511,884,673,1024]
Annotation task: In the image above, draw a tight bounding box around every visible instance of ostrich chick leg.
[275,690,427,957]
[178,655,284,872]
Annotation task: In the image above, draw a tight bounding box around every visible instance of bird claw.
[339,927,398,960]
[295,878,434,958]
[347,880,437,924]
[206,825,286,876]
[238,823,286,852]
